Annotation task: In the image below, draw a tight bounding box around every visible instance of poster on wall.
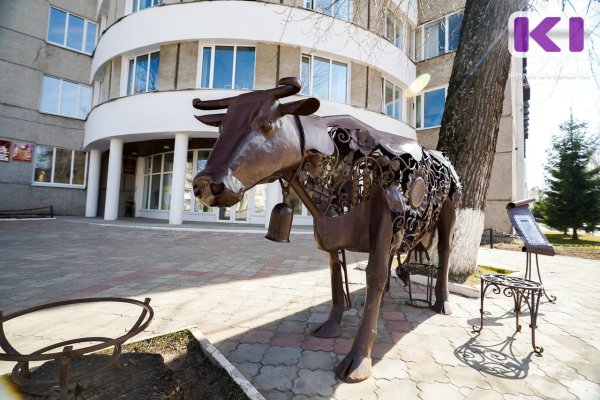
[0,140,10,162]
[12,142,33,162]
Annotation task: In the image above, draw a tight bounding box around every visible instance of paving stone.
[252,365,298,392]
[277,320,307,333]
[525,375,576,400]
[263,346,302,365]
[292,369,336,397]
[229,343,270,363]
[560,379,600,400]
[443,365,491,390]
[334,339,353,355]
[215,339,239,357]
[271,332,305,347]
[503,395,543,400]
[298,350,335,370]
[371,342,396,359]
[405,361,449,383]
[568,362,600,383]
[264,390,293,400]
[381,311,406,321]
[418,381,464,400]
[3,220,600,400]
[333,377,378,400]
[371,359,409,380]
[235,361,262,380]
[483,375,535,397]
[459,387,503,400]
[375,378,420,400]
[302,336,335,351]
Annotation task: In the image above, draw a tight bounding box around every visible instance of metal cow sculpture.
[192,77,462,382]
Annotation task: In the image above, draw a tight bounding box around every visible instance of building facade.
[0,0,527,232]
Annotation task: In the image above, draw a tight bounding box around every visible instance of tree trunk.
[436,0,526,276]
[573,229,578,240]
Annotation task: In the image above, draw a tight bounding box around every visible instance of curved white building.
[0,0,527,234]
[85,0,420,225]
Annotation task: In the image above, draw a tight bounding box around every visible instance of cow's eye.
[261,121,274,133]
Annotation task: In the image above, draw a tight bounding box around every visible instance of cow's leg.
[432,198,456,315]
[313,251,346,338]
[336,189,392,383]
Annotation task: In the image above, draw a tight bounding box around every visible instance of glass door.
[218,191,248,222]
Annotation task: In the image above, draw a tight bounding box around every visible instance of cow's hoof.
[432,300,453,315]
[335,353,372,383]
[312,319,342,338]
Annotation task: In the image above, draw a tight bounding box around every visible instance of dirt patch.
[449,265,517,287]
[5,330,250,400]
[491,242,600,260]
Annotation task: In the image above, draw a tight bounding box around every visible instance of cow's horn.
[192,97,234,110]
[268,77,302,99]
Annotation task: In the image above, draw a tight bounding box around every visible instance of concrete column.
[134,156,145,217]
[85,149,102,217]
[169,133,189,225]
[104,138,123,220]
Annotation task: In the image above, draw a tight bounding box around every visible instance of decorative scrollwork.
[301,124,461,253]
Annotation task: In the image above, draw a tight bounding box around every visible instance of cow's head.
[192,77,320,207]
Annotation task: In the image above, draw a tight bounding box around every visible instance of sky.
[524,0,600,189]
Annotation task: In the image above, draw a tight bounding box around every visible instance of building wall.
[418,0,464,24]
[0,0,97,215]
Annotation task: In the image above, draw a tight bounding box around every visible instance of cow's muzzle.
[192,170,244,207]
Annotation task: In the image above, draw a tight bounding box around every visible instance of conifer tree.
[542,114,600,240]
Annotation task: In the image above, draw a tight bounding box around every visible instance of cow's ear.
[195,113,225,127]
[279,98,320,116]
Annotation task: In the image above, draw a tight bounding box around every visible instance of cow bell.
[266,202,294,243]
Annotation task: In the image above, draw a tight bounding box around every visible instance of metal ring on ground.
[0,297,153,398]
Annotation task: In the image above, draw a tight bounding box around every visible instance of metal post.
[489,228,493,249]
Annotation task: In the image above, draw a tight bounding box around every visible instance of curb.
[189,327,266,400]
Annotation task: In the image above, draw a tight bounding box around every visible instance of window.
[47,7,97,54]
[303,0,351,21]
[384,9,406,50]
[383,79,402,120]
[414,87,446,129]
[200,46,255,90]
[415,12,463,61]
[132,0,163,13]
[33,145,88,188]
[40,75,92,119]
[127,52,160,95]
[300,55,348,103]
[184,150,212,213]
[142,152,173,210]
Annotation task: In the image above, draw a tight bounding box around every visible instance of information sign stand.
[507,198,556,302]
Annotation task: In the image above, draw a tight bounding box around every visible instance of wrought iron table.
[473,274,544,354]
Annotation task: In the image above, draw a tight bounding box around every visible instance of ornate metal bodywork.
[300,122,461,254]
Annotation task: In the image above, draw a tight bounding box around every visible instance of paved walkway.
[0,218,599,399]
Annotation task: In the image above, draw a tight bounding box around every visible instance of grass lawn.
[544,233,600,247]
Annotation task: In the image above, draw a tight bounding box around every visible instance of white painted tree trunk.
[448,208,485,276]
[427,207,485,277]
